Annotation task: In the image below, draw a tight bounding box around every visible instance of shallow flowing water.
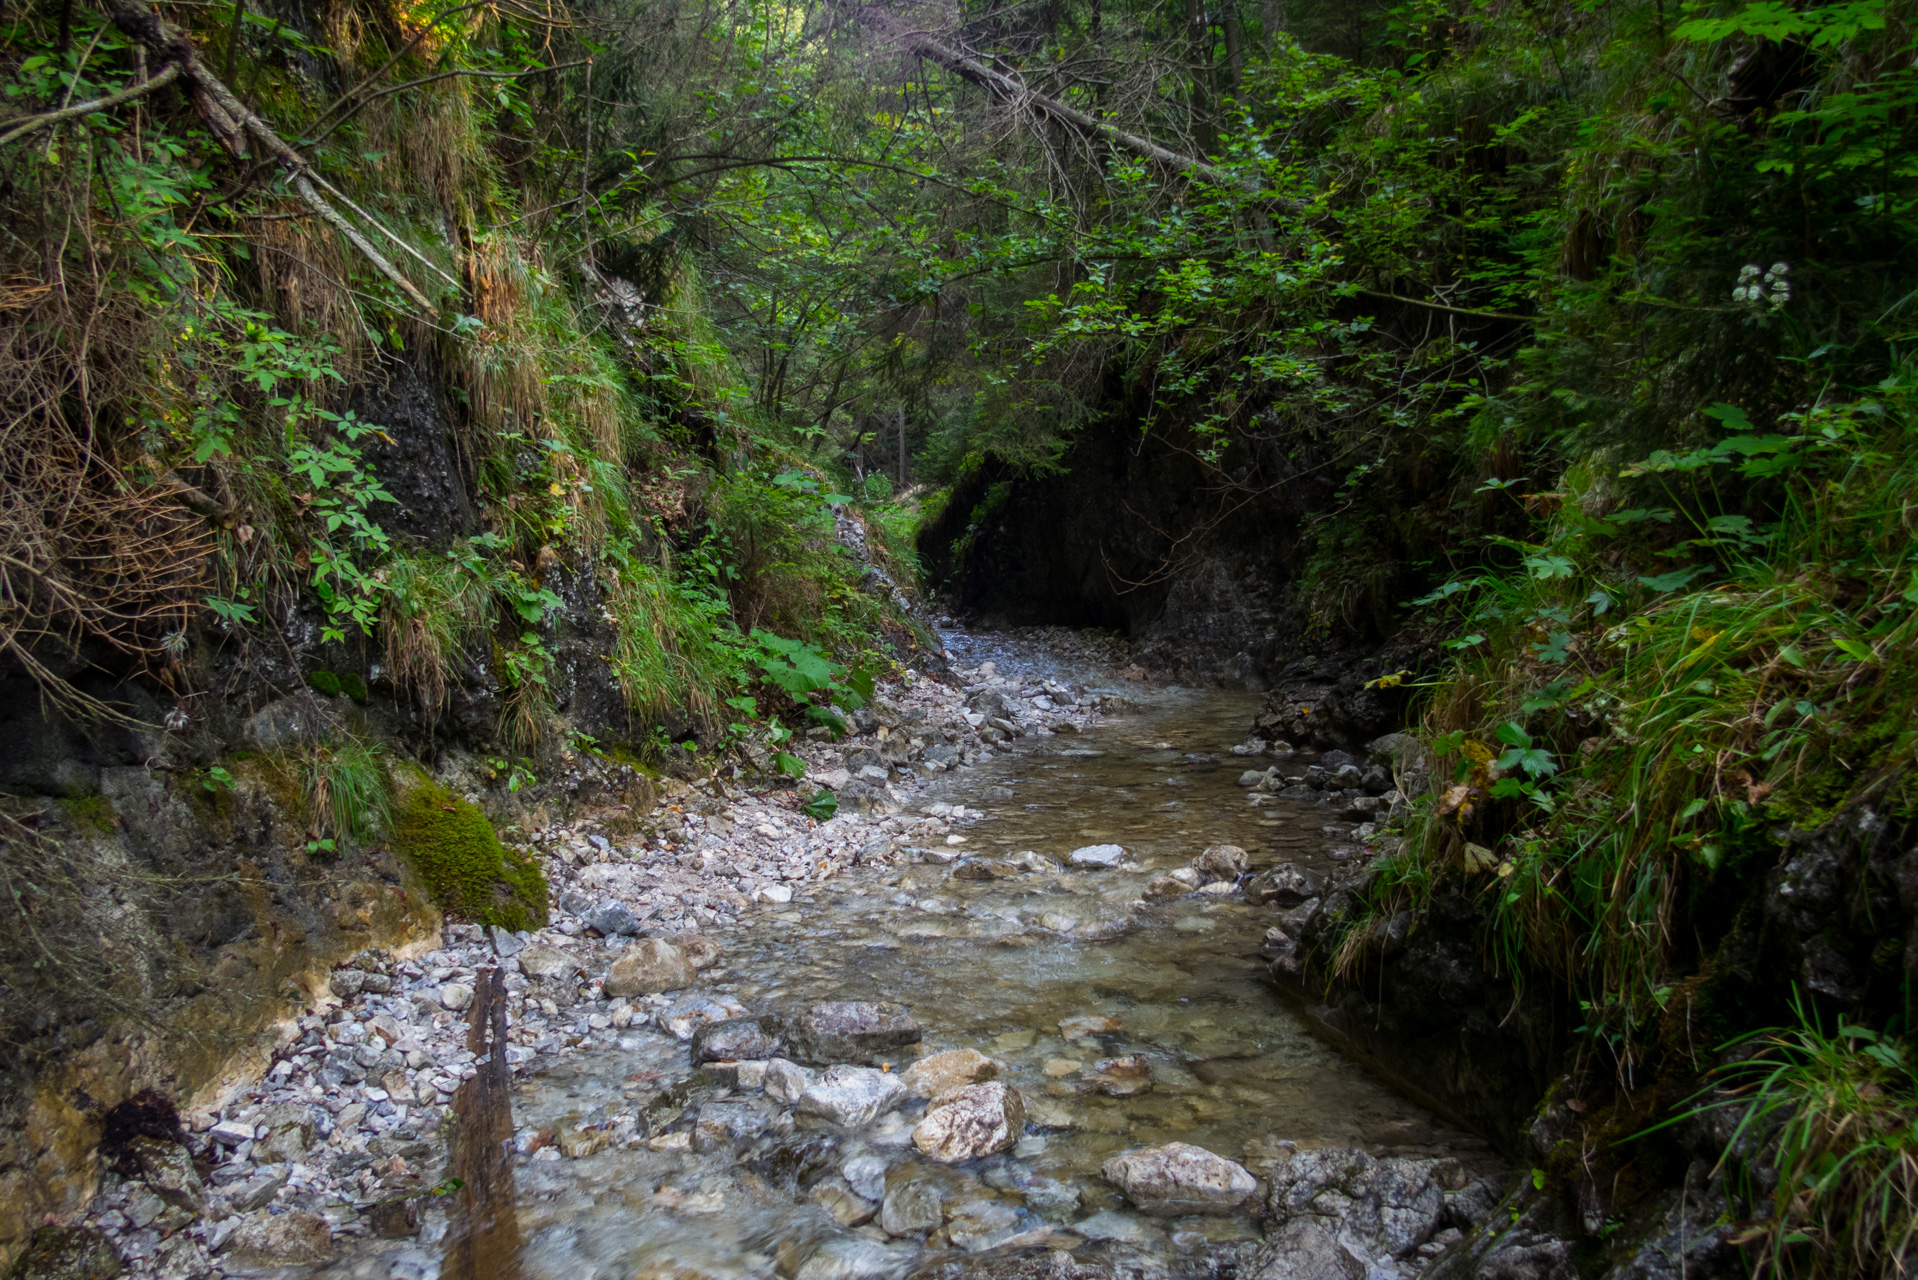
[306,634,1491,1280]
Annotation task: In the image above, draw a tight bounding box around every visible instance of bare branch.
[0,62,183,149]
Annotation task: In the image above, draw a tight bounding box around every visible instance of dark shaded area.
[351,352,482,546]
[97,1089,184,1176]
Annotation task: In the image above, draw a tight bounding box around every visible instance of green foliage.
[298,741,392,851]
[1663,997,1918,1280]
[1376,375,1918,1072]
[801,789,838,821]
[389,774,548,932]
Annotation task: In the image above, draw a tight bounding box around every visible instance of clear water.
[306,635,1490,1280]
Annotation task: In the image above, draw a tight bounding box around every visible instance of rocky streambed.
[50,630,1510,1280]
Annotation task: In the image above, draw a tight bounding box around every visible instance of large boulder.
[1266,1148,1444,1260]
[3,1227,121,1280]
[603,939,695,997]
[785,1002,922,1064]
[797,1066,909,1127]
[911,1083,1025,1163]
[1102,1142,1257,1216]
[900,1049,999,1099]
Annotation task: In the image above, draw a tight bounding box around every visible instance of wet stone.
[1086,1055,1153,1097]
[694,1100,773,1153]
[691,1014,784,1064]
[881,1178,944,1236]
[797,1065,909,1127]
[1067,844,1126,869]
[912,1083,1025,1163]
[900,1048,1000,1099]
[786,1002,923,1065]
[1103,1142,1258,1216]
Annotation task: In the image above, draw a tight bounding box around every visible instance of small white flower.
[1770,261,1790,275]
[1731,286,1752,303]
[1739,264,1762,282]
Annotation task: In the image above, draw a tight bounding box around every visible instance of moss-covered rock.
[389,772,547,931]
[336,672,369,703]
[305,670,343,698]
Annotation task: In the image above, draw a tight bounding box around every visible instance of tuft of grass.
[1665,1000,1918,1280]
[381,548,499,724]
[298,740,391,850]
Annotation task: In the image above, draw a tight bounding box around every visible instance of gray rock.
[1267,1147,1443,1259]
[253,1104,314,1165]
[765,1058,816,1104]
[945,1197,1024,1252]
[809,1177,878,1227]
[912,1082,1025,1162]
[1245,1219,1366,1280]
[786,1002,922,1064]
[207,1119,257,1147]
[661,995,748,1039]
[329,969,366,998]
[517,942,578,980]
[127,1136,204,1212]
[881,1178,943,1235]
[797,1065,909,1127]
[1247,863,1325,908]
[1447,1176,1506,1229]
[1067,843,1126,869]
[691,1015,784,1064]
[224,1168,289,1213]
[584,900,644,937]
[693,1100,773,1153]
[603,939,696,997]
[1102,1142,1257,1216]
[1193,844,1249,878]
[490,925,527,957]
[226,1209,332,1265]
[439,982,474,1011]
[1073,1210,1163,1245]
[793,1236,915,1280]
[843,1154,889,1202]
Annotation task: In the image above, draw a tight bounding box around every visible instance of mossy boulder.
[390,772,547,932]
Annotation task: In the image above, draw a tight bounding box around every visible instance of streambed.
[293,632,1498,1280]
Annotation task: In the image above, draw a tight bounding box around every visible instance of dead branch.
[98,0,437,312]
[846,3,1294,205]
[0,62,183,148]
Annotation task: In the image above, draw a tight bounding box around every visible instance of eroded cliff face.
[0,762,443,1268]
[0,344,670,1270]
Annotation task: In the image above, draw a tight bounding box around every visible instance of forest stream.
[288,631,1501,1280]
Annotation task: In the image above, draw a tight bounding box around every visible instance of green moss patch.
[306,670,343,698]
[390,777,547,931]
